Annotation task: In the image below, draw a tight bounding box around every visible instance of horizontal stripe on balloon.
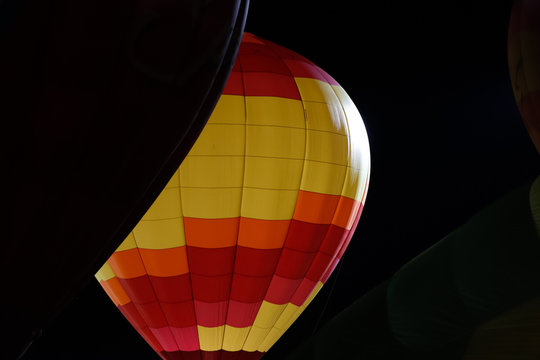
[98,277,130,306]
[187,246,235,275]
[237,218,290,249]
[184,217,240,248]
[242,72,301,100]
[226,301,261,327]
[229,275,272,304]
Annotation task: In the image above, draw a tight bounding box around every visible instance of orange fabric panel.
[139,247,189,277]
[100,277,131,306]
[293,190,340,224]
[332,196,361,230]
[108,249,147,279]
[238,218,291,249]
[184,217,240,248]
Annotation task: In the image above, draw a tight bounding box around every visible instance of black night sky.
[22,0,540,359]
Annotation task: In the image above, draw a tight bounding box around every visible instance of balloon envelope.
[96,33,370,359]
[2,1,248,358]
[508,0,540,154]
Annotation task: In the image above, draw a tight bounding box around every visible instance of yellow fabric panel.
[141,187,182,221]
[181,187,242,218]
[187,124,245,157]
[263,282,325,351]
[197,325,225,351]
[241,188,298,220]
[208,95,246,124]
[244,157,303,191]
[116,232,137,251]
[331,85,371,201]
[300,160,347,196]
[222,325,251,351]
[245,125,305,159]
[341,166,369,202]
[242,325,271,352]
[303,101,348,135]
[95,262,115,282]
[245,96,305,128]
[253,301,287,329]
[274,303,300,330]
[295,77,340,105]
[305,129,348,166]
[180,156,244,188]
[132,218,186,249]
[258,328,283,352]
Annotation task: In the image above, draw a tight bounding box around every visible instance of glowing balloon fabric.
[96,33,370,359]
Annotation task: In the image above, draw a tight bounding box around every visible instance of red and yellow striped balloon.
[95,33,370,360]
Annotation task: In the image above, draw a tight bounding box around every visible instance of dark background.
[23,0,540,359]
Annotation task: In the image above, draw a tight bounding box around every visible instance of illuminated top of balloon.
[96,32,370,360]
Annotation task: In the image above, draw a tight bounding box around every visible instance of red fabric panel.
[284,220,329,252]
[264,275,302,304]
[137,326,164,353]
[290,278,318,306]
[321,257,340,284]
[240,53,291,76]
[304,252,333,282]
[135,301,169,328]
[226,300,261,327]
[222,70,244,96]
[234,246,281,276]
[170,326,200,352]
[274,248,317,279]
[161,301,197,328]
[160,350,188,360]
[150,327,180,352]
[190,274,232,302]
[219,351,241,360]
[193,300,228,327]
[187,246,236,276]
[319,224,349,256]
[313,65,339,86]
[201,351,222,360]
[118,301,147,330]
[512,0,540,33]
[283,59,328,83]
[238,41,275,56]
[150,274,192,303]
[118,275,157,304]
[229,274,272,303]
[242,72,300,100]
[336,208,362,259]
[160,350,265,360]
[159,350,185,360]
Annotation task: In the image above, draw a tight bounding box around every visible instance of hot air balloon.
[508,0,540,155]
[95,33,370,359]
[1,1,248,358]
